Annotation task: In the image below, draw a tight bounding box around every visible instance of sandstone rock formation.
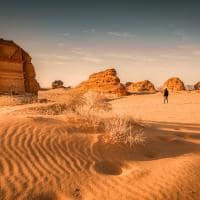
[126,80,156,93]
[163,77,185,91]
[194,82,200,90]
[76,68,127,96]
[0,39,39,95]
[52,80,64,89]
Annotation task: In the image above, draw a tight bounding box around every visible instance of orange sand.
[0,90,200,200]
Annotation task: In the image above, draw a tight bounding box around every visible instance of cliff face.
[0,39,39,95]
[76,68,127,96]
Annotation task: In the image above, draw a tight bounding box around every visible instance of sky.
[0,0,200,88]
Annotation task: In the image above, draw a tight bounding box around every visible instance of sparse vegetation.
[0,95,38,106]
[78,92,112,115]
[65,91,146,147]
[27,103,69,115]
[65,91,87,114]
[103,116,146,147]
[4,89,146,148]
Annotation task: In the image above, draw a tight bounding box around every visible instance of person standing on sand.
[163,88,169,104]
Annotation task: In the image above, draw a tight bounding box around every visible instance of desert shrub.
[0,95,38,106]
[19,95,38,104]
[65,91,87,113]
[82,92,112,115]
[61,91,112,131]
[27,103,69,115]
[103,116,146,147]
[75,92,112,130]
[64,91,112,115]
[52,80,64,89]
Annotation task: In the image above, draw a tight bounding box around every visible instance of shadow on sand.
[26,191,57,200]
[93,121,200,175]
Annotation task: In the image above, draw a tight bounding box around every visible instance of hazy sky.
[0,0,200,87]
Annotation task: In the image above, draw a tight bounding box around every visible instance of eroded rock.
[76,68,127,96]
[0,39,39,95]
[163,77,185,91]
[126,80,156,93]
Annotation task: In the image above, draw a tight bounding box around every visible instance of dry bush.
[0,96,19,106]
[38,88,70,102]
[38,90,111,116]
[52,80,64,89]
[103,116,146,147]
[0,95,37,106]
[74,92,112,130]
[65,91,86,113]
[58,91,112,132]
[79,92,112,115]
[85,92,112,113]
[27,103,69,115]
[19,95,38,104]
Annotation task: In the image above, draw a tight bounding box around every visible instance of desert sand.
[0,89,200,200]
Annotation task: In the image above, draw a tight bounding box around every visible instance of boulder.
[126,80,156,93]
[194,82,200,90]
[163,77,185,91]
[76,68,127,96]
[0,38,39,95]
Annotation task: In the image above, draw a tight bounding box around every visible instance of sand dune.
[0,91,200,200]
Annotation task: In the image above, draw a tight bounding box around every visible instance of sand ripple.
[0,116,200,200]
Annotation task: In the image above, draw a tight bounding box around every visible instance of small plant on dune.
[65,91,87,113]
[78,92,112,129]
[83,92,112,115]
[0,95,38,106]
[104,116,146,147]
[20,95,38,104]
[28,103,69,115]
[66,91,112,116]
[64,91,112,131]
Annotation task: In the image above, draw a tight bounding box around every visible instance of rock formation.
[126,80,156,93]
[52,80,64,89]
[0,39,39,95]
[163,77,185,91]
[194,82,200,90]
[76,68,127,96]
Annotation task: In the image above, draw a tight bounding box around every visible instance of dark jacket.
[163,88,169,97]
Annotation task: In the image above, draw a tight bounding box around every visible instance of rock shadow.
[92,121,200,175]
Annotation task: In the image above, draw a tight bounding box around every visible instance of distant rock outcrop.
[52,80,64,89]
[76,68,127,96]
[163,77,185,91]
[126,80,156,93]
[194,82,200,90]
[0,39,39,95]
